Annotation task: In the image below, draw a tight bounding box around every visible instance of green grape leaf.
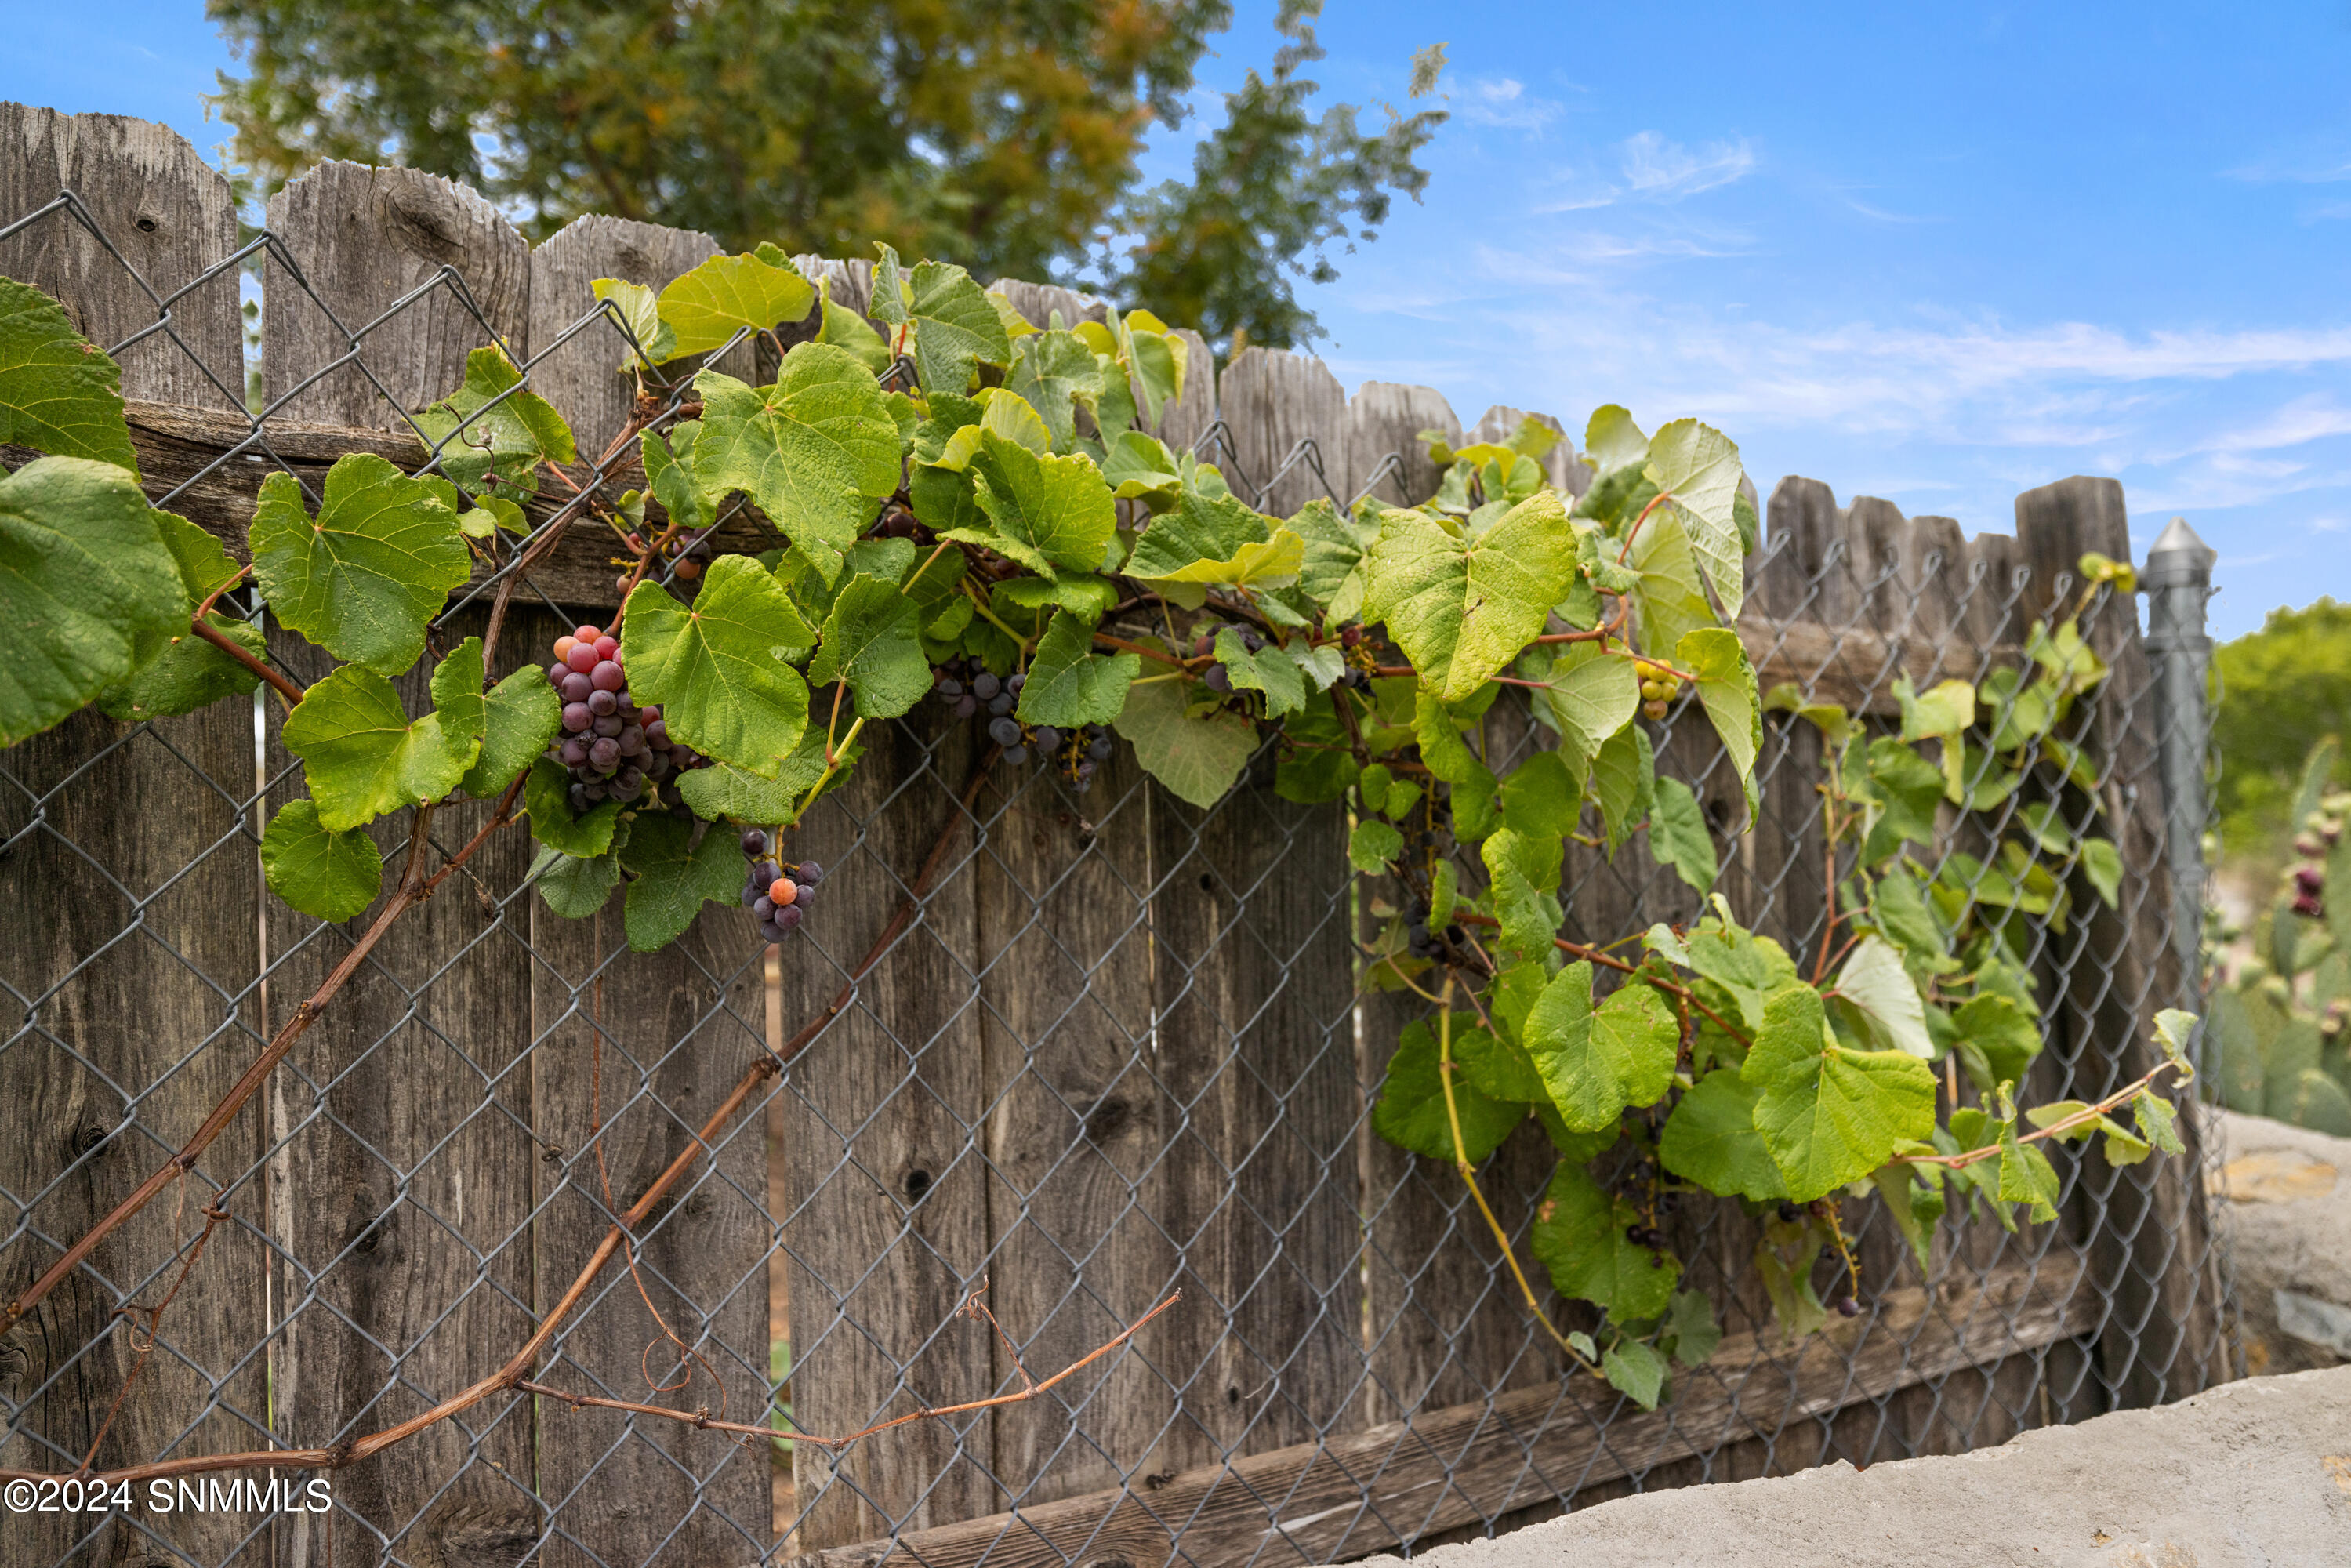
[259,799,383,922]
[1660,1068,1788,1201]
[807,573,928,718]
[1592,724,1655,856]
[690,353,901,585]
[413,344,575,499]
[1018,611,1139,727]
[1004,328,1104,450]
[1099,430,1184,508]
[535,842,623,918]
[1754,1215,1831,1340]
[1743,982,1937,1202]
[676,721,861,826]
[1373,1018,1523,1163]
[1535,642,1638,783]
[1114,673,1256,808]
[1677,627,1761,818]
[281,638,487,832]
[1124,487,1292,590]
[1642,418,1744,620]
[1584,405,1649,476]
[1531,1164,1680,1321]
[591,277,676,368]
[2079,837,2123,909]
[1895,675,1978,800]
[523,757,622,857]
[249,456,469,677]
[1214,628,1307,717]
[619,812,745,951]
[1871,1167,1943,1272]
[642,424,712,535]
[1601,1339,1668,1410]
[1524,962,1679,1131]
[2152,1008,2199,1076]
[2133,1089,2185,1153]
[458,664,561,798]
[1413,689,1484,784]
[944,430,1118,579]
[1348,818,1403,875]
[1362,493,1580,702]
[1951,993,2042,1097]
[1290,496,1380,618]
[1856,736,1946,863]
[620,557,813,777]
[1273,688,1358,804]
[0,278,137,470]
[869,247,1009,395]
[816,278,892,373]
[96,510,261,723]
[655,251,816,360]
[1457,1018,1546,1103]
[1872,866,1950,968]
[1665,1289,1723,1368]
[1997,1112,2063,1223]
[1831,935,1932,1058]
[1649,776,1718,893]
[1625,509,1718,663]
[1498,750,1584,838]
[1483,827,1565,960]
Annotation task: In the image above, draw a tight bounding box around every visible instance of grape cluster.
[543,623,708,815]
[931,664,1116,791]
[738,829,824,943]
[1634,659,1682,723]
[1403,894,1464,960]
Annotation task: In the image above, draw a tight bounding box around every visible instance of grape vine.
[0,239,2195,1430]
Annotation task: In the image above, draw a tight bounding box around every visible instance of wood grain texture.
[1343,383,1457,511]
[789,1257,2091,1568]
[1149,329,1217,463]
[1216,348,1347,519]
[777,724,999,1552]
[264,161,531,427]
[261,615,542,1568]
[0,103,245,408]
[527,215,720,459]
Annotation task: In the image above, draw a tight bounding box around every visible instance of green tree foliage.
[2213,598,2351,863]
[206,0,1443,346]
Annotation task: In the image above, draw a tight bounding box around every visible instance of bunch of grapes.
[1402,894,1463,960]
[738,829,823,943]
[930,665,1114,789]
[1634,659,1682,722]
[543,623,709,815]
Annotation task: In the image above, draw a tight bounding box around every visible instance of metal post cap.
[2143,516,2215,588]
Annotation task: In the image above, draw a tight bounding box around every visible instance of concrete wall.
[1346,1365,2351,1567]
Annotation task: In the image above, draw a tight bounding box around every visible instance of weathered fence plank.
[0,112,262,1568]
[1343,382,1457,510]
[1218,347,1347,517]
[528,214,720,459]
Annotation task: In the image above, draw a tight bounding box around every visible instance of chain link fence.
[0,106,2230,1568]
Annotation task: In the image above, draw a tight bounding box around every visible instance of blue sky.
[10,2,2350,637]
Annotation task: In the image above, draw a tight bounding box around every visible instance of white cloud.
[1619,132,1756,198]
[2193,397,2351,454]
[1460,78,1561,134]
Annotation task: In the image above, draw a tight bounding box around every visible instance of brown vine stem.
[2,770,528,1333]
[186,562,307,710]
[1090,631,1188,670]
[513,1287,1181,1453]
[1893,1060,2189,1172]
[0,748,1004,1486]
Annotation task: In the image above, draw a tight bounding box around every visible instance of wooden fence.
[0,103,2228,1568]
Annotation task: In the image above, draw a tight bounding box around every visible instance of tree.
[206,0,1444,346]
[2212,597,2351,863]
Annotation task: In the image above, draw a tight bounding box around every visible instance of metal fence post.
[2143,516,2218,1007]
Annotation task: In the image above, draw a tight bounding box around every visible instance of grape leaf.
[642,424,712,534]
[1665,1289,1723,1367]
[535,840,624,918]
[1361,493,1580,702]
[249,456,469,677]
[260,799,383,922]
[689,353,901,585]
[807,573,928,718]
[413,344,575,499]
[97,510,263,723]
[1272,688,1357,804]
[619,811,744,951]
[1524,962,1679,1131]
[1004,329,1104,451]
[1483,827,1564,960]
[1113,673,1256,808]
[1601,1340,1668,1410]
[1743,982,1937,1202]
[816,277,892,373]
[620,556,813,778]
[1348,818,1403,874]
[1872,1166,1944,1271]
[1531,1164,1680,1321]
[591,277,676,368]
[1951,993,2041,1096]
[282,638,487,832]
[522,757,623,857]
[1372,1018,1523,1163]
[1660,1069,1787,1201]
[1642,419,1744,621]
[1584,405,1649,476]
[1214,628,1307,717]
[2133,1089,2184,1153]
[0,278,137,470]
[655,251,815,360]
[868,246,1009,396]
[1099,430,1183,507]
[945,430,1119,579]
[1498,751,1583,837]
[2,456,187,746]
[1997,1112,2063,1223]
[1677,627,1760,818]
[1289,496,1381,619]
[2079,837,2123,909]
[1625,508,1717,663]
[1018,611,1139,727]
[1649,777,1717,892]
[1536,642,1638,783]
[1831,935,1932,1058]
[1592,724,1655,856]
[676,720,861,826]
[458,664,561,798]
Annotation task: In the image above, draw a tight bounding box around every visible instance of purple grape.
[1032,726,1061,753]
[753,895,775,920]
[559,738,590,767]
[646,719,670,749]
[618,725,645,755]
[1203,665,1232,694]
[561,702,592,732]
[1088,735,1113,761]
[937,677,963,699]
[742,828,768,858]
[546,662,568,687]
[588,688,619,717]
[989,693,1014,717]
[637,703,660,724]
[1004,744,1028,765]
[954,695,978,719]
[757,919,785,943]
[583,781,608,802]
[789,880,813,910]
[612,773,643,802]
[590,737,620,770]
[796,862,823,885]
[775,904,804,932]
[1006,672,1025,695]
[989,716,1022,747]
[590,660,626,692]
[972,671,1000,700]
[561,671,593,703]
[593,713,624,739]
[742,886,764,909]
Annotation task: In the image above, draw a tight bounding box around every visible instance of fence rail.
[0,101,2229,1568]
